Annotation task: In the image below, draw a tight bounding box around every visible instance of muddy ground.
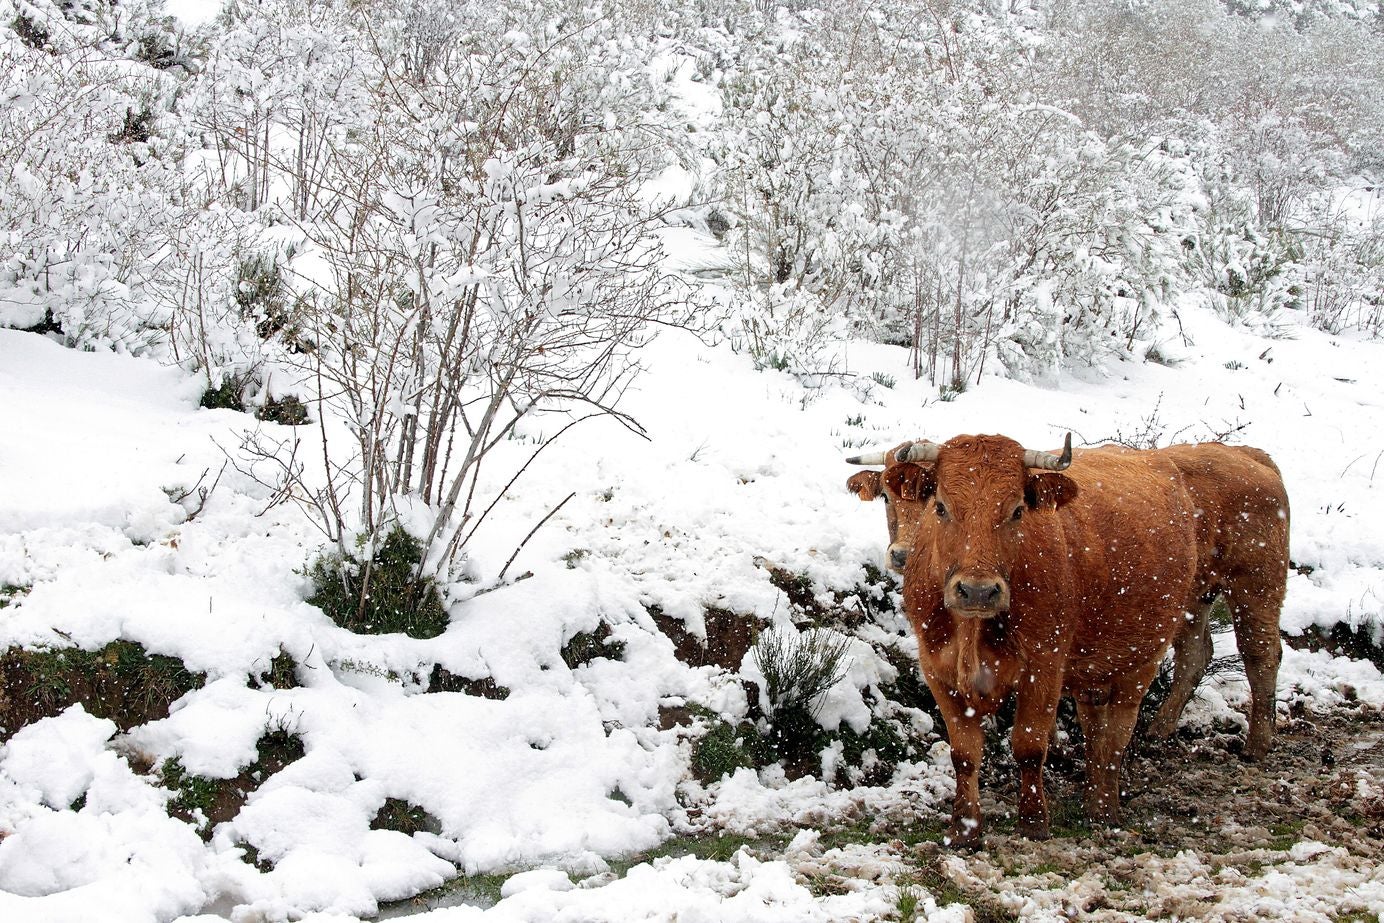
[795,706,1384,921]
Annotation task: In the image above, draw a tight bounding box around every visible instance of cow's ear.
[883,463,936,502]
[1025,473,1078,511]
[846,470,882,501]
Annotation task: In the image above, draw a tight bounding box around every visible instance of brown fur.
[850,439,1289,754]
[1147,443,1289,758]
[847,434,1290,847]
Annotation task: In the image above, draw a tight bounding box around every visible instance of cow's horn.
[1023,432,1073,471]
[896,440,941,464]
[846,451,888,466]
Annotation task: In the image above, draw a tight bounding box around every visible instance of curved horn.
[846,451,889,466]
[1023,432,1073,471]
[896,440,941,464]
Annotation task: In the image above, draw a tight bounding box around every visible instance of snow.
[3,275,1384,918]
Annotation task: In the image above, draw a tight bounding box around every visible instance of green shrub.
[371,797,441,836]
[692,716,772,783]
[249,649,299,690]
[560,623,627,668]
[754,627,851,720]
[257,394,309,425]
[307,527,448,638]
[199,372,253,412]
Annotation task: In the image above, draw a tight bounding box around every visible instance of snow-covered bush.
[216,1,684,598]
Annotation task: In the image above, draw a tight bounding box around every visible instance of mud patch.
[775,706,1384,921]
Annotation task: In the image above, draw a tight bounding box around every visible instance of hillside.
[2,0,1383,921]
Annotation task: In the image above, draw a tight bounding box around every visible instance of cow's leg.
[1227,583,1284,761]
[1076,663,1159,826]
[1011,676,1062,840]
[935,689,986,848]
[1147,600,1213,740]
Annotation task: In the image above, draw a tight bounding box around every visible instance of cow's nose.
[888,546,909,571]
[955,580,1003,607]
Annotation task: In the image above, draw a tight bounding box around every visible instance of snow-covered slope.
[2,283,1382,919]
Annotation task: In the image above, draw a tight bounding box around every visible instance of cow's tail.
[955,617,995,698]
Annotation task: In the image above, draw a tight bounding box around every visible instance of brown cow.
[845,433,1285,847]
[848,439,1289,760]
[1147,443,1289,756]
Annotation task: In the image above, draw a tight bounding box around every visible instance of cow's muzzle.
[944,573,1010,617]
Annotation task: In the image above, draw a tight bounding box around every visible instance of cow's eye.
[935,501,948,520]
[1011,505,1024,522]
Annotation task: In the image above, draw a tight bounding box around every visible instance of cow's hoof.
[1242,732,1272,762]
[1016,818,1050,840]
[943,821,984,851]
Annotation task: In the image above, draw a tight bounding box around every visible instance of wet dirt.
[802,707,1384,921]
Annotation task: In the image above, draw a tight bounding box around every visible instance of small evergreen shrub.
[257,395,309,425]
[199,371,253,412]
[12,13,50,50]
[754,627,851,720]
[306,528,448,638]
[371,797,441,836]
[560,623,627,668]
[249,649,299,690]
[426,664,510,699]
[752,627,853,776]
[109,107,155,145]
[235,255,310,350]
[691,716,771,784]
[938,380,966,402]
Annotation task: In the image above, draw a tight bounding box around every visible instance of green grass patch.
[899,861,1021,922]
[161,757,222,826]
[1,640,205,738]
[895,885,921,920]
[610,831,790,876]
[379,872,510,915]
[1048,797,1093,839]
[691,715,771,783]
[372,797,441,836]
[307,527,448,639]
[1267,819,1305,850]
[250,648,299,690]
[160,728,305,838]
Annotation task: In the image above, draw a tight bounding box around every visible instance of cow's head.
[875,433,1077,616]
[846,442,934,573]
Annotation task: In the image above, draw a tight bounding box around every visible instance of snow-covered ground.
[2,269,1383,920]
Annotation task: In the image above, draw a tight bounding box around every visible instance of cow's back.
[1159,443,1290,594]
[1033,447,1200,690]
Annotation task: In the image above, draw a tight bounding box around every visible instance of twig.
[496,491,577,583]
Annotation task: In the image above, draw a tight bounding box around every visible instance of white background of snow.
[2,36,1383,923]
